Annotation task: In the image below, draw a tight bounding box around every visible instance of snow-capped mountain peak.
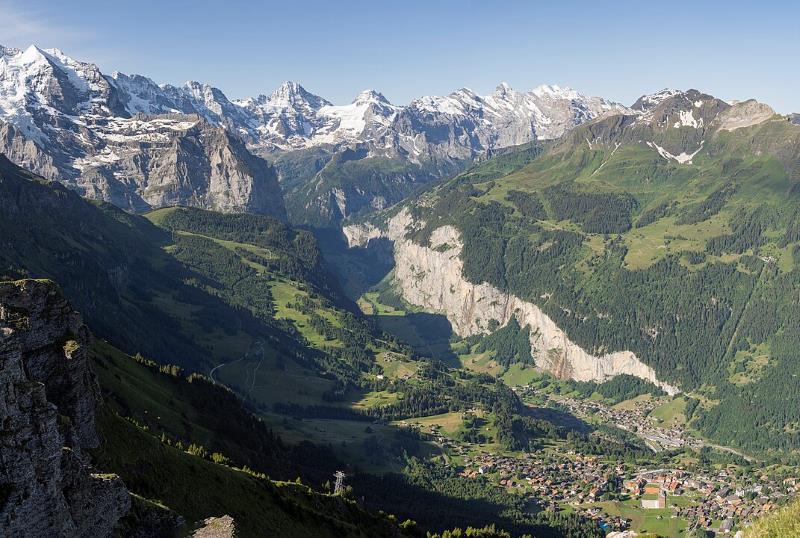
[631,88,683,112]
[273,80,304,98]
[0,43,634,213]
[353,89,390,105]
[182,80,237,119]
[260,81,330,110]
[531,84,581,100]
[0,44,126,142]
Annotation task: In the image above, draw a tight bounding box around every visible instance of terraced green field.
[501,364,542,386]
[270,279,344,348]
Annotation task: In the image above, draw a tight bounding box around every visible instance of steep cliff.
[344,210,678,394]
[0,45,287,218]
[0,279,130,537]
[0,45,627,224]
[0,116,287,217]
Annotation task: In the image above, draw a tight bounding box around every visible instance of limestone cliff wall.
[0,280,130,537]
[344,210,678,394]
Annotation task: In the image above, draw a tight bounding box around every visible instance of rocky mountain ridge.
[233,80,629,159]
[0,45,285,216]
[565,88,780,163]
[0,44,626,221]
[0,279,130,537]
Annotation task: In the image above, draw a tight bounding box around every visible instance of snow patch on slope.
[646,140,704,164]
[673,109,702,129]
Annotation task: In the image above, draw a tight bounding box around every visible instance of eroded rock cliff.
[344,210,678,394]
[0,279,130,537]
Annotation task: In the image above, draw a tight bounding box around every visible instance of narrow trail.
[209,355,245,383]
[209,338,265,388]
[249,359,263,392]
[703,441,754,463]
[246,340,265,393]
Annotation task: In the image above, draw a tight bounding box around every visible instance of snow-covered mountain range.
[0,44,630,219]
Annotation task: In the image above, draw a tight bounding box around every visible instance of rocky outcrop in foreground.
[0,279,130,537]
[193,515,237,538]
[344,210,678,394]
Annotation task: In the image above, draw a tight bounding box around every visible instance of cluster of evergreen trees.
[566,374,665,404]
[470,318,533,367]
[543,184,638,233]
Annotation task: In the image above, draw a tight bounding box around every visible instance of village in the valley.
[453,448,789,535]
[409,382,796,536]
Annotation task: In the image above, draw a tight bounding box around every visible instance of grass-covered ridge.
[93,409,412,538]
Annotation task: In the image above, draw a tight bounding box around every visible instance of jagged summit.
[531,83,581,100]
[0,42,630,223]
[631,88,685,111]
[353,88,390,104]
[261,80,331,109]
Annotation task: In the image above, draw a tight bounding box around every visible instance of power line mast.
[333,470,346,495]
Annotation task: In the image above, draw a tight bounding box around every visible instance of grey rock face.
[343,211,679,394]
[71,118,286,216]
[193,515,237,538]
[0,121,61,180]
[0,45,286,218]
[0,279,130,537]
[716,100,775,131]
[0,44,625,222]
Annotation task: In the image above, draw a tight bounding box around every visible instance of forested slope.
[370,92,800,456]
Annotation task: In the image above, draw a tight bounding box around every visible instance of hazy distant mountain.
[0,44,626,223]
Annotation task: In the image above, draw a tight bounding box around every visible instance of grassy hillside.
[0,155,306,374]
[390,109,800,457]
[93,410,410,538]
[91,339,341,485]
[90,315,606,537]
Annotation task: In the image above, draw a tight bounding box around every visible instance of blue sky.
[1,0,798,111]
